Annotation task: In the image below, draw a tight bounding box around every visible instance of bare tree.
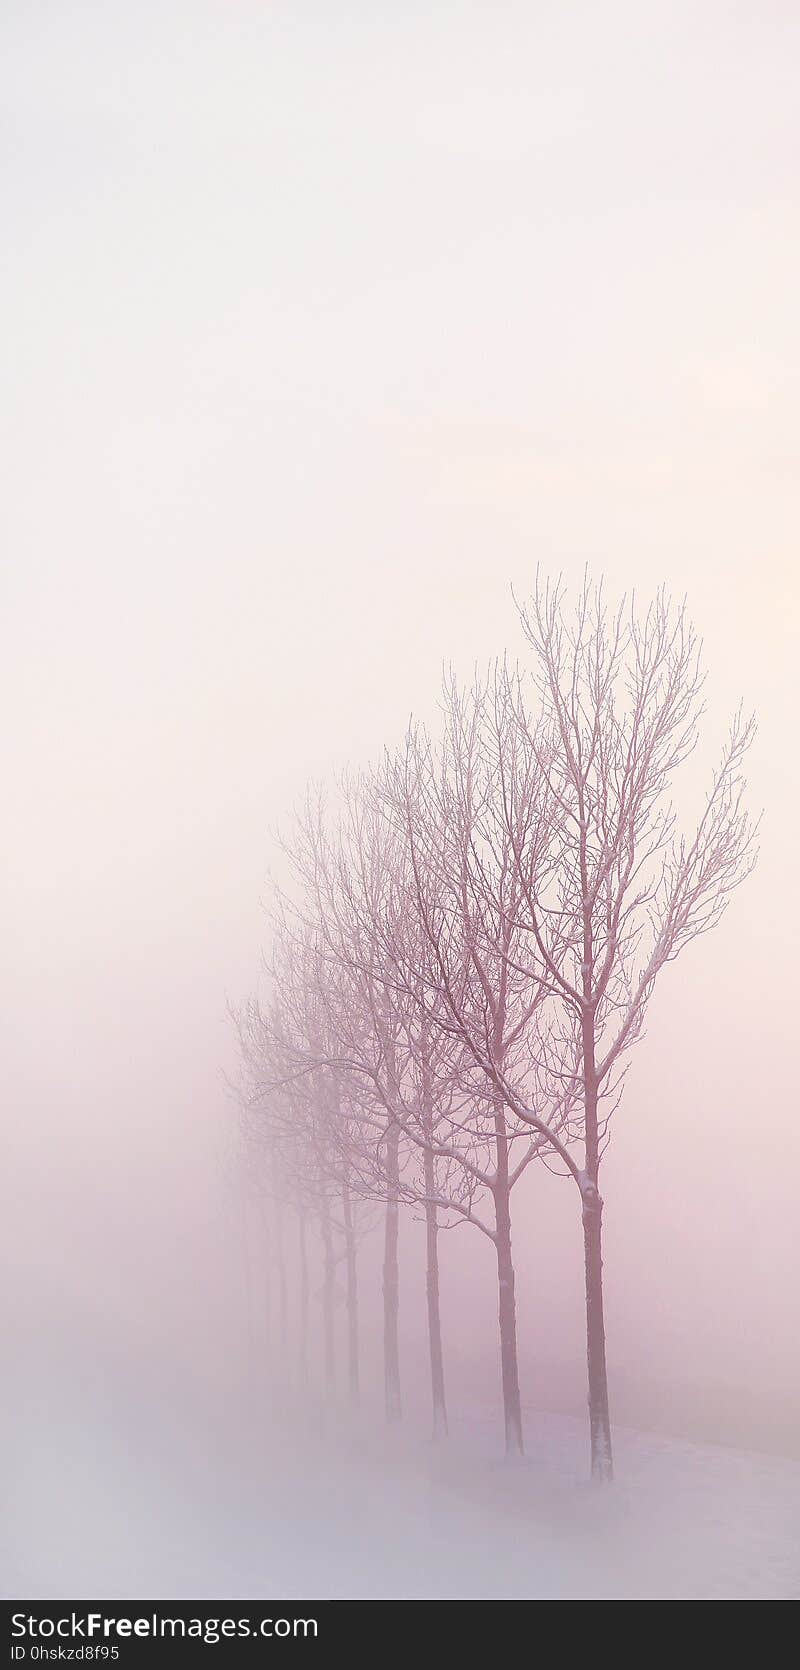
[496,576,758,1479]
[376,681,580,1457]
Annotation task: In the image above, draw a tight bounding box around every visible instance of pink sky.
[2,2,798,1434]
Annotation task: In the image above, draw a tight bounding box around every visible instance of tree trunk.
[320,1196,336,1393]
[582,1186,613,1481]
[493,1181,524,1458]
[271,1165,288,1360]
[383,1121,402,1422]
[298,1209,309,1385]
[341,1183,360,1406]
[241,1191,255,1398]
[260,1200,274,1392]
[581,1007,613,1481]
[423,1147,448,1439]
[489,1060,524,1460]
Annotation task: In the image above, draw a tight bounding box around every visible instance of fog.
[2,1,799,1598]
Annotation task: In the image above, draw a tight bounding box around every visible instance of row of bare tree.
[233,578,755,1481]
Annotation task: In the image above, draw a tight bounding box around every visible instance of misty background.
[2,1,799,1590]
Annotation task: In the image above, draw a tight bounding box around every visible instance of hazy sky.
[2,3,799,1424]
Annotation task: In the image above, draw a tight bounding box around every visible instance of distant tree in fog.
[264,787,476,1439]
[236,962,374,1409]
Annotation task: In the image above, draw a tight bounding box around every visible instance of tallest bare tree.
[500,578,757,1480]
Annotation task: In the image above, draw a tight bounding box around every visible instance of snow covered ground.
[2,1367,798,1600]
